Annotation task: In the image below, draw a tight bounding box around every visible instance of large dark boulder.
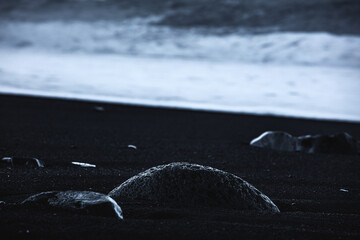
[22,191,123,220]
[109,162,280,213]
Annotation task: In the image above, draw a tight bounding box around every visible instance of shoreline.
[1,47,359,123]
[1,91,360,124]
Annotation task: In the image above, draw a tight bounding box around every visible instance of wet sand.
[0,94,359,239]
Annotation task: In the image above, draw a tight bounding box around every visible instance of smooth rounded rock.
[109,162,280,213]
[250,131,296,152]
[22,191,123,220]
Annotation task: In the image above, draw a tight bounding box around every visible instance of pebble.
[71,161,96,168]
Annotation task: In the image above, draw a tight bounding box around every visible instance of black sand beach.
[1,94,360,239]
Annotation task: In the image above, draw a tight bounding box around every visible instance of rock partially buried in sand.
[1,157,44,168]
[109,162,280,213]
[296,132,359,155]
[250,131,359,155]
[250,131,296,152]
[22,191,123,220]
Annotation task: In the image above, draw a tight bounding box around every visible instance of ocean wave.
[1,0,359,35]
[1,19,359,67]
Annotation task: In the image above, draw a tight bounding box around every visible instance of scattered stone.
[109,162,280,213]
[94,106,105,112]
[22,191,123,220]
[1,157,44,168]
[71,161,96,168]
[250,131,296,151]
[339,188,349,192]
[250,131,359,155]
[128,145,137,150]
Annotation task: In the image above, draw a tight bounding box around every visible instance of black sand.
[0,94,360,239]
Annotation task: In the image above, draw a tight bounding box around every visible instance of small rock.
[296,132,358,155]
[128,145,137,150]
[339,188,349,192]
[109,162,279,213]
[1,157,44,168]
[250,131,359,155]
[71,162,96,168]
[250,131,296,151]
[22,191,123,220]
[94,106,105,112]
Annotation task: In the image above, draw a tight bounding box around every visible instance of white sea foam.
[0,49,359,121]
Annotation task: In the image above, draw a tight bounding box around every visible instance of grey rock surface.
[109,162,280,213]
[250,131,296,152]
[22,191,123,220]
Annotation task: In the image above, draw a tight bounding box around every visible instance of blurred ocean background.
[0,0,359,121]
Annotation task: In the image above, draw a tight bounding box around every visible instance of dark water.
[1,0,360,35]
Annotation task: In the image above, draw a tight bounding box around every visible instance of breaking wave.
[1,19,360,67]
